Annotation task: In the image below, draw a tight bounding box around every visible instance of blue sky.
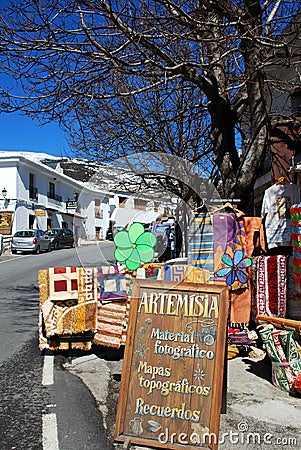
[0,112,72,157]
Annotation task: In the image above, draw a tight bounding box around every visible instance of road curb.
[64,355,111,428]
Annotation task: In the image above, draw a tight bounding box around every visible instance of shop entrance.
[29,214,35,229]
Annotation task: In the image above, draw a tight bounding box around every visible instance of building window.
[48,182,55,199]
[95,226,102,240]
[29,173,38,200]
[119,196,127,208]
[47,182,62,202]
[135,199,147,210]
[29,215,35,229]
[95,199,101,218]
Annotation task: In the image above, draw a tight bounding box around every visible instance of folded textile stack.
[227,327,259,360]
[257,322,301,393]
[227,329,257,346]
[93,265,131,349]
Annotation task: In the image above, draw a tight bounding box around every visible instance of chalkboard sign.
[115,279,229,450]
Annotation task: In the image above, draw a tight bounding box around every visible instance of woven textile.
[256,255,287,318]
[94,265,130,348]
[39,267,98,351]
[159,264,211,284]
[243,216,266,256]
[290,204,301,291]
[161,264,186,282]
[188,211,214,281]
[287,256,301,320]
[230,288,251,327]
[257,323,301,392]
[213,211,249,289]
[98,265,128,300]
[48,267,79,301]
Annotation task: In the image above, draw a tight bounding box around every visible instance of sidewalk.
[64,350,301,450]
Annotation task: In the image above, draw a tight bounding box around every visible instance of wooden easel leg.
[221,340,228,414]
[122,438,131,449]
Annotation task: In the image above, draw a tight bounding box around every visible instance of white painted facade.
[0,151,110,243]
[0,151,174,242]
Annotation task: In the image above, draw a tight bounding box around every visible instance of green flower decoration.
[114,222,157,271]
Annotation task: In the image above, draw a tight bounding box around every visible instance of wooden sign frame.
[115,279,229,450]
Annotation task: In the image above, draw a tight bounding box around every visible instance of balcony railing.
[29,186,38,200]
[47,192,63,202]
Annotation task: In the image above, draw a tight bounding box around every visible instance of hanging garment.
[228,216,266,326]
[188,211,214,281]
[213,211,251,289]
[261,183,300,249]
[213,211,252,325]
[256,255,287,318]
[243,216,266,256]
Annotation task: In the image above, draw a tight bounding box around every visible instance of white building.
[0,151,174,242]
[0,151,110,242]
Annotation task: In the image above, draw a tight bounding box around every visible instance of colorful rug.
[98,265,128,301]
[287,256,301,320]
[39,267,98,351]
[93,265,130,349]
[48,266,79,301]
[188,211,214,280]
[256,255,287,318]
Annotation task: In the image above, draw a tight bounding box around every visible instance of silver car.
[11,229,52,254]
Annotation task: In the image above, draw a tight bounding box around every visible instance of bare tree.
[0,1,300,211]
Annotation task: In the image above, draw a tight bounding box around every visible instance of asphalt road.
[0,243,115,450]
[0,242,115,364]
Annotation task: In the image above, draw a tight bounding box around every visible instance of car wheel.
[47,244,52,252]
[35,246,41,254]
[11,249,17,254]
[54,242,60,250]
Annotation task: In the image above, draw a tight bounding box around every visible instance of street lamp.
[1,187,10,209]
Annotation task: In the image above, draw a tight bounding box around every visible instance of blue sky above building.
[0,112,72,157]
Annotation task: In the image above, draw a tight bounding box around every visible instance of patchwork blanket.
[39,267,98,351]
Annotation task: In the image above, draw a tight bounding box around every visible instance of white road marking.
[0,255,28,263]
[42,413,59,450]
[42,355,54,386]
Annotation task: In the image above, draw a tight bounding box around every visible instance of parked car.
[46,228,74,249]
[106,225,125,241]
[11,229,52,254]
